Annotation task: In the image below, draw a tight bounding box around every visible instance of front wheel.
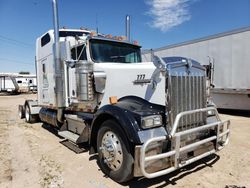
[97,120,134,183]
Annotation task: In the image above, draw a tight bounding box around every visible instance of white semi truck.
[18,0,230,183]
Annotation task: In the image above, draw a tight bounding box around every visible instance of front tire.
[97,120,134,183]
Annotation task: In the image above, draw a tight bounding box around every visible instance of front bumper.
[138,107,230,179]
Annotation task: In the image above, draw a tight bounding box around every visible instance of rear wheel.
[25,105,37,123]
[18,105,25,119]
[97,120,134,183]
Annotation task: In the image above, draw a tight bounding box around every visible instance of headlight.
[207,109,215,116]
[141,115,162,129]
[207,103,216,116]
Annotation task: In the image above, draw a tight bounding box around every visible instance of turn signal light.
[109,96,118,104]
[90,31,97,37]
[105,34,113,38]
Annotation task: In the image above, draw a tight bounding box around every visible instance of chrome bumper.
[140,107,230,179]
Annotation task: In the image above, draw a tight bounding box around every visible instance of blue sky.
[0,0,249,73]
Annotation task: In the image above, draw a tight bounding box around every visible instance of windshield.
[90,39,141,63]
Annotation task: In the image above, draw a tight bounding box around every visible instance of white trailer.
[0,73,37,93]
[0,75,18,93]
[18,0,230,183]
[142,27,250,110]
[15,75,37,92]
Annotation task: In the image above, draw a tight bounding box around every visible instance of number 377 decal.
[133,74,151,84]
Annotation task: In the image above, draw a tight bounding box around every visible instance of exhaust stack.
[125,15,131,42]
[52,0,64,123]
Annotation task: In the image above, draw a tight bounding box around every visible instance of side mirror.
[60,40,79,68]
[60,40,73,64]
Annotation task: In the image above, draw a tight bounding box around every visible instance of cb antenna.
[96,13,99,34]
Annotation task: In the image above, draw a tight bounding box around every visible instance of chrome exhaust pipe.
[125,15,131,42]
[52,0,64,123]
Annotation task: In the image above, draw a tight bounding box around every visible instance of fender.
[90,104,141,153]
[24,100,41,115]
[89,96,166,153]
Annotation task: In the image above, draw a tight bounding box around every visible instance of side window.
[71,45,87,60]
[41,33,51,47]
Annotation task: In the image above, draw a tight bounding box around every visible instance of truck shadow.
[89,153,220,187]
[41,122,220,186]
[41,123,61,137]
[124,154,220,188]
[218,108,250,117]
[41,123,90,153]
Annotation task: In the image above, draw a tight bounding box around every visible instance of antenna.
[96,13,99,34]
[150,49,154,62]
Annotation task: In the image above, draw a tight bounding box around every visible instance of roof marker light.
[90,31,97,37]
[133,40,139,45]
[105,34,113,38]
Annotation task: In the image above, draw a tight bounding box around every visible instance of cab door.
[36,32,55,105]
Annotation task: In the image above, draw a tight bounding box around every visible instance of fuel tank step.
[58,130,79,143]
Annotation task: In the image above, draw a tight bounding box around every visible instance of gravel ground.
[0,94,249,188]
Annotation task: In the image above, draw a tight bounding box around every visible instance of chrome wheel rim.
[25,107,30,122]
[18,108,22,118]
[99,131,123,171]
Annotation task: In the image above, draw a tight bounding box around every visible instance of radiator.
[168,72,207,132]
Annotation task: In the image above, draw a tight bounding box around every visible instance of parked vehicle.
[142,27,250,110]
[0,73,37,93]
[0,74,18,93]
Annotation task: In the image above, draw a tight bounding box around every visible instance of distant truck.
[142,27,250,110]
[18,0,230,183]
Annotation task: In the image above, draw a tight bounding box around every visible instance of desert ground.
[0,94,249,188]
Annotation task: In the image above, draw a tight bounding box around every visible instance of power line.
[0,38,33,49]
[0,34,32,46]
[0,34,33,48]
[0,58,34,65]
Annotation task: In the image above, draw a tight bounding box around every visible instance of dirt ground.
[0,94,249,188]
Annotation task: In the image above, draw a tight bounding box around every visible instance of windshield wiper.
[110,55,126,62]
[110,55,125,59]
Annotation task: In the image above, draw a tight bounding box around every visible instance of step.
[60,140,87,154]
[58,130,79,143]
[65,114,86,134]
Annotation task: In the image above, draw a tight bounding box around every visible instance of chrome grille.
[168,72,207,132]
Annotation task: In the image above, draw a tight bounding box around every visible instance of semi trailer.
[0,74,18,93]
[0,73,37,94]
[142,27,250,110]
[18,0,230,183]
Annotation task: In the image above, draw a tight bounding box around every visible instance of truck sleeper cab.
[18,29,230,183]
